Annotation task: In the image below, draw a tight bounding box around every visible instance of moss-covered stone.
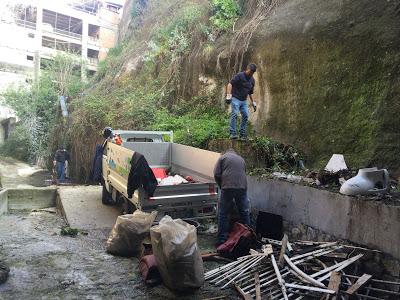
[248,0,400,173]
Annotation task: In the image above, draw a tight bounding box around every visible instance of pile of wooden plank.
[205,236,400,299]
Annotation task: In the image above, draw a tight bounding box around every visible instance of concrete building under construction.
[0,0,125,142]
[0,0,125,82]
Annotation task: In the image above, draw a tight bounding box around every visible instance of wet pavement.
[0,210,238,299]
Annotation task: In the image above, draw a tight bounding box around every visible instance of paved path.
[0,157,50,188]
[58,185,120,230]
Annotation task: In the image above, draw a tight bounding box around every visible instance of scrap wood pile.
[206,237,400,299]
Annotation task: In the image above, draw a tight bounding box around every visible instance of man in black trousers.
[214,149,250,245]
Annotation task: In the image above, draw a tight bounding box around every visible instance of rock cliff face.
[116,0,400,173]
[244,0,400,172]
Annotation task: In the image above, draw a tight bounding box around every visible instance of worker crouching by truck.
[214,148,250,246]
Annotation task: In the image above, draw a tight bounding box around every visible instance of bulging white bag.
[106,210,157,257]
[150,215,204,291]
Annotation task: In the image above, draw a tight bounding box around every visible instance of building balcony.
[15,19,37,30]
[43,26,82,41]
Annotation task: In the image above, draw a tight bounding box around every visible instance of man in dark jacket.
[53,145,70,183]
[214,149,250,245]
[226,64,257,140]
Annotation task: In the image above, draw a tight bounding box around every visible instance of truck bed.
[102,138,219,220]
[134,182,217,220]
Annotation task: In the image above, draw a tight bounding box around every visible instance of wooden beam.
[234,284,252,300]
[255,272,261,300]
[278,234,288,267]
[346,273,372,295]
[324,271,341,300]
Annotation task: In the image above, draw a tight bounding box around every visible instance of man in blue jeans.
[53,145,70,183]
[214,149,250,245]
[226,64,257,140]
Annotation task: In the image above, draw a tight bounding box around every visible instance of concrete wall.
[7,187,56,210]
[247,176,400,260]
[0,189,7,215]
[170,145,399,259]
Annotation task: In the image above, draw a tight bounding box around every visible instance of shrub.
[210,0,240,31]
[153,107,229,148]
[0,124,31,162]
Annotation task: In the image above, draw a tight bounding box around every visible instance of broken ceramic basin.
[340,167,389,196]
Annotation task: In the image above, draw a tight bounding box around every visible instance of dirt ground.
[0,210,238,300]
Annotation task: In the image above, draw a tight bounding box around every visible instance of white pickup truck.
[102,131,220,220]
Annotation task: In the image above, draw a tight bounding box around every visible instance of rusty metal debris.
[205,238,400,299]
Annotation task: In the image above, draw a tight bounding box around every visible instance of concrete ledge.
[7,187,57,210]
[0,189,7,215]
[247,176,400,260]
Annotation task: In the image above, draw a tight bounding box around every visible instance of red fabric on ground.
[216,222,253,254]
[139,255,160,281]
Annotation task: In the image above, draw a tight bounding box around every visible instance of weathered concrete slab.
[247,176,400,260]
[0,189,7,215]
[58,185,120,230]
[7,187,56,210]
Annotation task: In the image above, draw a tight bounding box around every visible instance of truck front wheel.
[102,185,113,205]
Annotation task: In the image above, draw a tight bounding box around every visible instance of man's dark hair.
[247,63,257,72]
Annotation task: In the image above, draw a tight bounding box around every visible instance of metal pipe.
[221,256,266,288]
[242,247,336,293]
[211,256,261,285]
[242,270,283,292]
[310,255,362,278]
[271,254,289,300]
[284,254,326,288]
[291,246,341,261]
[316,254,363,282]
[205,259,242,278]
[207,256,257,281]
[248,270,292,294]
[238,267,274,286]
[285,283,335,294]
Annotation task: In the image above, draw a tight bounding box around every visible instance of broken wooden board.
[346,273,372,295]
[325,271,341,300]
[255,272,261,300]
[278,234,288,267]
[234,284,252,300]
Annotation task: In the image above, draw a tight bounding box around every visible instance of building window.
[42,9,83,36]
[26,55,34,61]
[87,48,99,65]
[88,24,100,40]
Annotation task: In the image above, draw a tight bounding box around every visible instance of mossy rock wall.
[245,0,400,173]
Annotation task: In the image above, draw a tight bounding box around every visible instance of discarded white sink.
[340,167,389,196]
